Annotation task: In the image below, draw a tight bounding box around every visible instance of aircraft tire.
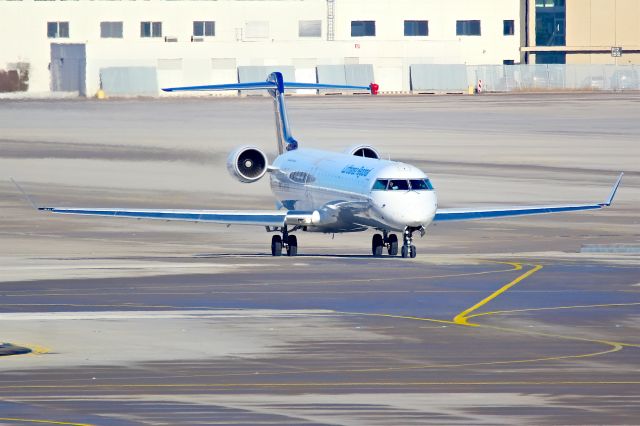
[271,235,282,256]
[388,234,398,256]
[287,235,298,257]
[372,234,384,257]
[410,245,417,258]
[401,245,409,258]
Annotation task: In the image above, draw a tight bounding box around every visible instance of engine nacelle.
[227,146,269,183]
[344,144,381,159]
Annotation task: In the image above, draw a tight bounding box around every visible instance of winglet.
[601,172,624,207]
[10,178,39,210]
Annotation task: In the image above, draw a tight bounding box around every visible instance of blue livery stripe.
[283,82,371,91]
[434,204,602,222]
[163,82,275,92]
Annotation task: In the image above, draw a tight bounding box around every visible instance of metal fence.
[411,64,640,92]
[91,63,640,97]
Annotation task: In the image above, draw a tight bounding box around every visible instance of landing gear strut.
[270,226,298,257]
[371,231,400,257]
[401,226,424,258]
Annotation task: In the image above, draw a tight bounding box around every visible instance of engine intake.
[227,146,268,183]
[344,144,381,159]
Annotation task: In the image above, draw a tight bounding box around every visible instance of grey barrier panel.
[344,64,374,87]
[100,67,158,96]
[237,65,295,94]
[317,64,374,90]
[237,65,295,82]
[581,244,640,253]
[410,64,467,91]
[317,65,347,85]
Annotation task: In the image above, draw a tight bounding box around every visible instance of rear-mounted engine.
[344,144,381,159]
[227,146,269,183]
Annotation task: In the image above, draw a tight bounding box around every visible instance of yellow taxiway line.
[1,260,636,390]
[453,262,543,326]
[0,419,93,426]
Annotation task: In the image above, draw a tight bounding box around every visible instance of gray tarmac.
[0,93,639,425]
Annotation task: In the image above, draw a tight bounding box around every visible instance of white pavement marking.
[0,309,336,321]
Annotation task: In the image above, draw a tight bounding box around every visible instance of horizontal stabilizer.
[162,81,372,93]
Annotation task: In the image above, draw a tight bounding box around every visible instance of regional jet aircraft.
[27,72,623,258]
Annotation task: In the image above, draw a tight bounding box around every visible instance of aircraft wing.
[434,173,623,222]
[10,180,317,228]
[37,207,290,227]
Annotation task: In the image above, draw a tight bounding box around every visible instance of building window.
[503,20,515,36]
[47,22,69,38]
[536,0,566,6]
[503,59,515,65]
[141,21,162,38]
[404,20,428,36]
[536,0,565,46]
[351,20,375,37]
[456,20,481,36]
[535,52,566,64]
[193,21,215,37]
[299,20,321,38]
[101,22,123,38]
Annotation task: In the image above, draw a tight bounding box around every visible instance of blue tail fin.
[267,72,297,154]
[163,72,372,154]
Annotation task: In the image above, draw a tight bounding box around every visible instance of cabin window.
[410,179,434,190]
[372,179,388,190]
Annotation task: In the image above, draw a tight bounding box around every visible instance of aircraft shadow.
[193,253,384,260]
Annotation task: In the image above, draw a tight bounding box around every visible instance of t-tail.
[162,72,373,154]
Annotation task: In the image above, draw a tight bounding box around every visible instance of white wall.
[0,0,522,95]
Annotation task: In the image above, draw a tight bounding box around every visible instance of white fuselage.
[270,148,437,233]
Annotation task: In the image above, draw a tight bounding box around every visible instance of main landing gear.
[371,230,399,257]
[372,227,424,258]
[270,226,298,257]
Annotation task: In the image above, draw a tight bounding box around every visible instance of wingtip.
[10,178,39,210]
[603,172,624,207]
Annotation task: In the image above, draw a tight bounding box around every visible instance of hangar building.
[0,0,638,96]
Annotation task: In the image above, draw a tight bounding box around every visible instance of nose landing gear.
[400,226,425,259]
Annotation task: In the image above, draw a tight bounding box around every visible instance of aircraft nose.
[386,191,437,227]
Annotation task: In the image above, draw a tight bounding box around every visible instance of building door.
[50,43,86,96]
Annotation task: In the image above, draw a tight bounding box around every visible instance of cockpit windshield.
[409,179,433,190]
[371,179,434,191]
[388,179,409,190]
[372,179,388,190]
